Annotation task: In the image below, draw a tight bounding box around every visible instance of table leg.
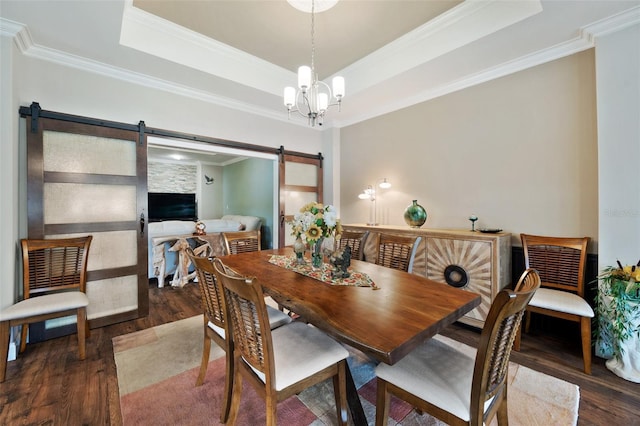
[345,362,367,426]
[152,243,166,288]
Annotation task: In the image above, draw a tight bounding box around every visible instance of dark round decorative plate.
[444,264,468,288]
[479,228,502,233]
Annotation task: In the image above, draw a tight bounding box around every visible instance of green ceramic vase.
[404,200,427,228]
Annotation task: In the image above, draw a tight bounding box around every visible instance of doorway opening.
[147,136,280,246]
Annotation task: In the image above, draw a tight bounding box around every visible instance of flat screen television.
[148,192,197,222]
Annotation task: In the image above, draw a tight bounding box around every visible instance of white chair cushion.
[266,305,292,329]
[248,321,348,391]
[0,292,89,322]
[208,306,290,340]
[528,288,594,317]
[207,321,225,339]
[376,337,492,422]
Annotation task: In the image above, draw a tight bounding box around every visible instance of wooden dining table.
[218,247,481,425]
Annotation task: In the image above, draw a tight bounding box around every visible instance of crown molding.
[0,18,32,52]
[334,35,594,128]
[333,6,640,128]
[0,18,23,37]
[119,2,293,97]
[335,0,543,96]
[0,20,301,128]
[581,5,640,41]
[118,0,544,99]
[4,4,638,131]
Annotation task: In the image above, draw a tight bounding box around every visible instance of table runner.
[269,255,377,289]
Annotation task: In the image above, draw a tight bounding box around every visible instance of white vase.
[600,295,640,383]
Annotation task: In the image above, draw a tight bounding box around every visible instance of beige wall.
[340,49,598,249]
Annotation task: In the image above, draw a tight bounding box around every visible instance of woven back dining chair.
[376,234,422,273]
[514,233,592,374]
[222,229,261,255]
[222,228,291,314]
[213,258,349,426]
[336,230,369,261]
[375,268,541,426]
[0,236,92,383]
[188,252,290,422]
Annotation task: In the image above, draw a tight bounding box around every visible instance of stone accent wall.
[148,162,197,193]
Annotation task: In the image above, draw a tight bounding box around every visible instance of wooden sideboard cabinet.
[342,224,512,328]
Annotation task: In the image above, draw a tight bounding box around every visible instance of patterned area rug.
[113,315,580,425]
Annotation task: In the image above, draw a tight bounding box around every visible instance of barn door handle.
[280,211,285,226]
[140,213,145,235]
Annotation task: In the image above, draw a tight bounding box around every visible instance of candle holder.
[469,215,478,232]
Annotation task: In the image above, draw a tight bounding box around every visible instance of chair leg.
[580,316,592,375]
[220,348,234,423]
[19,322,28,353]
[0,321,10,383]
[375,378,391,426]
[332,360,348,426]
[265,391,278,426]
[513,321,522,351]
[227,365,243,426]
[524,311,532,334]
[77,308,87,360]
[85,317,91,339]
[196,333,211,386]
[496,388,509,425]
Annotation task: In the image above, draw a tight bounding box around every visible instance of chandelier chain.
[283,0,343,127]
[310,0,315,77]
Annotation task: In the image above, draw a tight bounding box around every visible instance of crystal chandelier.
[284,0,345,127]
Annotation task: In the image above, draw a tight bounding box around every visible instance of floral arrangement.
[599,261,640,299]
[290,202,342,245]
[596,260,640,360]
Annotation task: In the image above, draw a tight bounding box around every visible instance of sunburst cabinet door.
[426,237,493,327]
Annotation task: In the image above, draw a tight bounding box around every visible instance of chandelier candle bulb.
[298,66,311,91]
[284,87,296,107]
[332,76,345,98]
[318,93,329,111]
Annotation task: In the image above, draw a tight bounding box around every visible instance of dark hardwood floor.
[1,281,639,425]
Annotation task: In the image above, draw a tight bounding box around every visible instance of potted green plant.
[595,261,640,382]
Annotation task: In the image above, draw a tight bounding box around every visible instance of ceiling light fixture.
[284,0,345,127]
